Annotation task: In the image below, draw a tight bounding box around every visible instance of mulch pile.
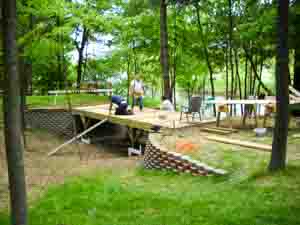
[175,139,199,154]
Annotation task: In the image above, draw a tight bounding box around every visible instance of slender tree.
[244,56,248,99]
[243,46,272,95]
[293,0,300,90]
[126,53,131,103]
[234,48,242,101]
[195,3,216,115]
[2,0,28,224]
[269,0,289,171]
[256,50,265,95]
[229,0,235,101]
[171,5,178,107]
[225,42,229,99]
[75,26,89,89]
[160,0,172,100]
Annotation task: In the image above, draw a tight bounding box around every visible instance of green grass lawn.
[0,94,161,109]
[0,166,299,225]
[27,95,161,108]
[1,143,300,225]
[26,94,110,108]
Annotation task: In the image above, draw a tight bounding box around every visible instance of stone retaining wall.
[144,134,227,176]
[25,109,75,138]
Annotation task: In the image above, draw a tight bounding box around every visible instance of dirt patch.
[0,129,140,210]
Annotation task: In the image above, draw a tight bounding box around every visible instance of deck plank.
[73,104,215,130]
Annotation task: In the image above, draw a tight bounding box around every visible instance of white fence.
[48,89,113,105]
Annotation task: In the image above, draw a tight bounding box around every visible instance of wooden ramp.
[73,104,216,131]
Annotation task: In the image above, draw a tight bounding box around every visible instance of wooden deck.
[73,104,215,131]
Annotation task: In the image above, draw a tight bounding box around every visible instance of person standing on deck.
[130,75,144,111]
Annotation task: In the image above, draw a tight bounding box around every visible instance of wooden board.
[209,127,238,133]
[73,104,216,131]
[289,86,300,97]
[205,135,272,151]
[200,127,233,135]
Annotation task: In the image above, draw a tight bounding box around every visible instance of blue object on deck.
[111,95,123,106]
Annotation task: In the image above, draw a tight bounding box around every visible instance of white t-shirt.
[161,99,174,112]
[130,80,144,93]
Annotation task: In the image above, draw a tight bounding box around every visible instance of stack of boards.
[200,127,238,135]
[200,126,272,152]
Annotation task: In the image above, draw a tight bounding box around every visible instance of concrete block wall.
[25,109,74,138]
[144,135,227,176]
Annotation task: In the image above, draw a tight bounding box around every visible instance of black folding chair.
[180,96,202,121]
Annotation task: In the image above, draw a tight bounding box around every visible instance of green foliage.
[8,0,297,97]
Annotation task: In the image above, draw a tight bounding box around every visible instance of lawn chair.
[180,96,202,121]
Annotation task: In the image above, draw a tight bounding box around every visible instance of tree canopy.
[0,0,297,100]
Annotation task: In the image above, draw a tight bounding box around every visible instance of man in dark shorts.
[110,95,132,115]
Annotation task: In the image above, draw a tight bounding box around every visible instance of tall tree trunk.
[229,0,234,100]
[27,13,34,95]
[2,0,28,224]
[251,53,259,95]
[248,47,253,96]
[234,48,242,101]
[195,4,216,115]
[172,58,177,108]
[19,59,29,148]
[172,6,177,108]
[76,26,88,89]
[132,40,138,75]
[225,43,229,99]
[82,43,88,83]
[294,47,300,91]
[244,57,248,99]
[56,16,63,88]
[256,50,264,95]
[269,0,289,171]
[127,54,131,103]
[294,0,300,90]
[160,0,171,100]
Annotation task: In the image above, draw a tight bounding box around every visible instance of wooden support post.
[127,127,137,147]
[80,116,90,130]
[253,105,258,127]
[227,111,232,129]
[216,112,221,127]
[127,127,144,148]
[127,127,144,156]
[79,116,91,142]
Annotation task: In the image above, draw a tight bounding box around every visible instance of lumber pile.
[201,127,238,135]
[205,135,272,151]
